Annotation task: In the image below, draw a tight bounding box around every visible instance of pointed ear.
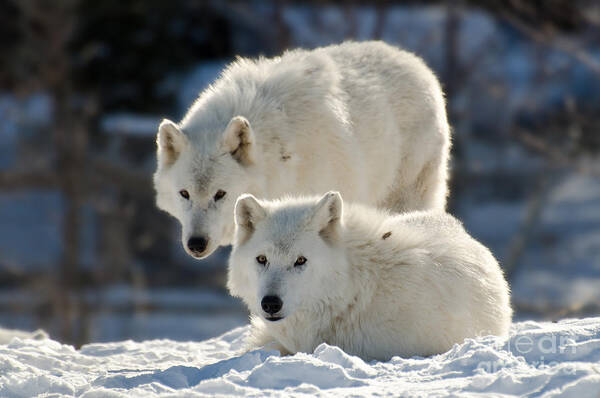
[310,191,343,245]
[234,194,267,244]
[157,119,187,168]
[221,116,255,166]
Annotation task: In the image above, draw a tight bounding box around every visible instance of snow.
[1,318,599,397]
[1,7,600,395]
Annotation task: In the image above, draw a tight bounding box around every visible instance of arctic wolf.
[154,41,450,259]
[228,192,512,361]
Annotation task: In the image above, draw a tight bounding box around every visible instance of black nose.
[261,295,282,315]
[187,237,208,253]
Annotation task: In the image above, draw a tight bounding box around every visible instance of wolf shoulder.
[342,205,501,275]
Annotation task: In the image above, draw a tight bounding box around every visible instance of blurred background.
[0,0,599,347]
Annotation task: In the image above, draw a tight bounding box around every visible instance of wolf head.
[228,192,348,322]
[153,116,258,259]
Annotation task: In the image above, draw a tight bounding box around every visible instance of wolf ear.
[221,116,255,166]
[157,119,187,168]
[310,191,343,245]
[234,194,266,244]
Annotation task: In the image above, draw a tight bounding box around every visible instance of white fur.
[228,193,512,361]
[154,41,451,258]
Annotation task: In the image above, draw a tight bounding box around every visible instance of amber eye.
[213,190,227,202]
[256,255,267,265]
[294,256,307,267]
[179,190,190,200]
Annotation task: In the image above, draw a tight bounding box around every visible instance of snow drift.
[1,318,599,397]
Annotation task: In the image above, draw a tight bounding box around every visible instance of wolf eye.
[294,256,307,267]
[213,190,227,202]
[256,255,267,265]
[179,190,190,200]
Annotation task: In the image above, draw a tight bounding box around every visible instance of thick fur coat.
[154,41,450,258]
[228,192,512,361]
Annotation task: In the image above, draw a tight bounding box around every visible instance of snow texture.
[1,318,599,397]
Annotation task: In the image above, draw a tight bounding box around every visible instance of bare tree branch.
[503,172,555,283]
[498,8,600,76]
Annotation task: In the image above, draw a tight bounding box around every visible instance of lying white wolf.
[153,41,450,259]
[227,192,512,361]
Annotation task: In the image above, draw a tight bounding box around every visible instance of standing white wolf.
[228,192,512,361]
[154,41,450,259]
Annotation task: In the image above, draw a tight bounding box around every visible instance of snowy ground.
[1,318,599,397]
